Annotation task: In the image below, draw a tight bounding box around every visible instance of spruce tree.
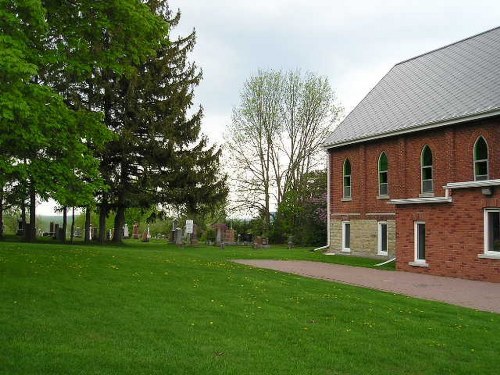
[106,2,228,242]
[42,0,169,242]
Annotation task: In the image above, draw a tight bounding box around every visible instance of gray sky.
[37,0,500,215]
[168,0,500,144]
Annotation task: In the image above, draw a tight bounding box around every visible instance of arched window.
[474,136,489,181]
[421,146,433,194]
[378,152,389,196]
[343,159,351,199]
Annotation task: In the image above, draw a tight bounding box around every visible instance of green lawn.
[1,240,498,374]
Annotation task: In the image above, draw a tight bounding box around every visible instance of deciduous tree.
[0,0,110,241]
[226,70,341,236]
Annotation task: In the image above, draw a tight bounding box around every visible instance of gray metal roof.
[324,27,500,149]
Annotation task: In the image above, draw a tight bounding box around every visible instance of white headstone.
[186,220,194,234]
[123,223,129,238]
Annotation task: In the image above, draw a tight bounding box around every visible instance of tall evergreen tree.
[42,0,169,242]
[103,3,227,242]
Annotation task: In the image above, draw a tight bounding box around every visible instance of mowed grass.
[1,241,498,374]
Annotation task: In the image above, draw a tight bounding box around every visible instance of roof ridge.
[395,26,500,66]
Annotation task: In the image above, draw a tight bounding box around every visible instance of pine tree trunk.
[84,206,91,243]
[98,200,108,244]
[61,206,67,243]
[112,205,125,243]
[21,197,26,240]
[28,182,36,242]
[70,207,75,244]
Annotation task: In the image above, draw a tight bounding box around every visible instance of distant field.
[1,240,498,374]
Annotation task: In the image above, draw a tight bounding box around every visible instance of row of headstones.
[81,223,151,242]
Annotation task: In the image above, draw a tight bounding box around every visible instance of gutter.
[323,108,500,150]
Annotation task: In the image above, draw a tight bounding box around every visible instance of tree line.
[0,0,227,243]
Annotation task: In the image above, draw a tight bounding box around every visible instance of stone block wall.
[330,219,395,258]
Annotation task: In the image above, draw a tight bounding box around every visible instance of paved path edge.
[232,259,500,314]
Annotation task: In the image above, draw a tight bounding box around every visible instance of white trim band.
[389,197,452,205]
[445,179,500,189]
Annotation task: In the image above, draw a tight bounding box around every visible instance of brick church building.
[324,27,500,282]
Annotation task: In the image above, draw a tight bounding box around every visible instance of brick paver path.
[233,260,500,313]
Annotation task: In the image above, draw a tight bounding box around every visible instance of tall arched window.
[343,159,351,199]
[474,136,489,181]
[421,146,433,194]
[378,152,389,196]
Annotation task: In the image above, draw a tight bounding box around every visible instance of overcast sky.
[37,0,500,215]
[168,0,500,144]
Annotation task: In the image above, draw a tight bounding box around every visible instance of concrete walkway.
[233,260,500,314]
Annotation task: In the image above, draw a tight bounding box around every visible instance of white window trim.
[474,158,489,181]
[411,221,428,266]
[377,221,388,256]
[343,159,351,199]
[421,146,434,194]
[378,153,389,197]
[341,221,351,253]
[483,209,500,258]
[474,136,489,181]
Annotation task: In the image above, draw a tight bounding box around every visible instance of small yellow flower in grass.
[210,322,214,325]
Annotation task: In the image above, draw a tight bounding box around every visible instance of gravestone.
[253,236,263,249]
[123,224,129,238]
[224,228,235,244]
[185,220,194,244]
[175,227,183,246]
[141,225,151,242]
[74,227,82,237]
[57,227,65,241]
[213,223,227,245]
[170,219,178,243]
[191,224,199,245]
[133,222,140,239]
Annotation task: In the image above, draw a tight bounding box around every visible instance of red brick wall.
[396,189,500,282]
[328,116,500,281]
[329,117,500,214]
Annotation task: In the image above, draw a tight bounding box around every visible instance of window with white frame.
[378,222,388,255]
[343,159,352,199]
[378,152,389,196]
[484,209,500,254]
[474,136,489,181]
[342,221,351,252]
[421,146,433,194]
[414,221,426,262]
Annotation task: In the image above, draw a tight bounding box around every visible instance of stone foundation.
[330,219,395,258]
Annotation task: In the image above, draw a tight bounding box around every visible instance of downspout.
[374,257,396,267]
[314,152,332,252]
